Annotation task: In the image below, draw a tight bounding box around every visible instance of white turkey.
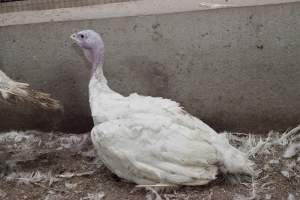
[70,30,254,186]
[0,69,61,110]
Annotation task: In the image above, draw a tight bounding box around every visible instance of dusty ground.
[0,129,299,200]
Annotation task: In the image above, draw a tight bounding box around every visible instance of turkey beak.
[70,33,79,43]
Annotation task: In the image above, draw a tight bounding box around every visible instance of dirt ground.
[0,130,299,200]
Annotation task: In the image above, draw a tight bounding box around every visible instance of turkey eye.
[79,34,84,39]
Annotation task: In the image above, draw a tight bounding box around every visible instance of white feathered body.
[69,29,252,186]
[89,72,253,186]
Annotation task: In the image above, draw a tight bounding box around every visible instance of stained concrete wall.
[0,1,299,133]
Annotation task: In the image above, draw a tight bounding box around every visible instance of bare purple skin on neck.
[91,46,104,76]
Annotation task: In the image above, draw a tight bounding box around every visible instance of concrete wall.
[0,1,299,133]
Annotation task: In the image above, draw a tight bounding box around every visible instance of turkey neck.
[92,63,107,85]
[90,45,107,85]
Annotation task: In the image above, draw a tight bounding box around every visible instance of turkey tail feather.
[0,81,62,110]
[211,133,254,176]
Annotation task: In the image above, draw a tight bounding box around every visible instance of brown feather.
[0,70,62,110]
